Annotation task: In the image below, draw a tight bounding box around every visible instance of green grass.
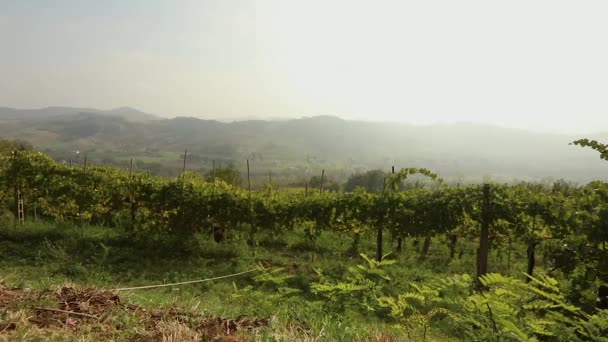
[0,220,579,341]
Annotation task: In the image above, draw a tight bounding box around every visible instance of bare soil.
[0,285,268,341]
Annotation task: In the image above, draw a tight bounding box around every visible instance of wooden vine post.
[129,158,136,222]
[525,216,537,283]
[212,160,216,195]
[377,176,387,262]
[80,154,88,227]
[393,166,403,253]
[507,234,512,276]
[477,183,491,280]
[247,159,251,193]
[247,159,255,256]
[11,151,20,225]
[447,183,460,261]
[320,169,325,192]
[212,160,216,180]
[17,188,24,225]
[376,220,383,262]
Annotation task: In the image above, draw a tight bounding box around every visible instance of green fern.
[380,272,608,341]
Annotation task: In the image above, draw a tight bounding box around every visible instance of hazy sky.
[1,0,607,133]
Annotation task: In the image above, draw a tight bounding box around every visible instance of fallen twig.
[34,307,99,320]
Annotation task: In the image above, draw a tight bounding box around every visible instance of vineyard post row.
[2,150,608,291]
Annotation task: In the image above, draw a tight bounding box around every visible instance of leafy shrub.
[0,209,15,229]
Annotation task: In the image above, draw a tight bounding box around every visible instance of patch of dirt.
[0,286,47,309]
[0,285,268,341]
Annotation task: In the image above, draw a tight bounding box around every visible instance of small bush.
[0,209,15,230]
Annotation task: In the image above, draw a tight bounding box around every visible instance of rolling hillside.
[1,107,606,183]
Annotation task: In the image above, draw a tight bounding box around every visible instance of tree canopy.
[343,169,387,194]
[205,164,243,187]
[0,139,33,154]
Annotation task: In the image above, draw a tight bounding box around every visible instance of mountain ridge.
[0,106,159,122]
[0,106,606,183]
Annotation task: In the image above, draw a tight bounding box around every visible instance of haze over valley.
[1,106,605,185]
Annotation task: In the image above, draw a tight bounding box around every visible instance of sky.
[1,0,607,134]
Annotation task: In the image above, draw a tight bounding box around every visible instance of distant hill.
[0,106,158,122]
[0,107,606,183]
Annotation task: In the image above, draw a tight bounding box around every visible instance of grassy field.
[0,220,598,341]
[0,216,604,341]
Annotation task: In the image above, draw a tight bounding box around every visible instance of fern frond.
[498,317,538,342]
[479,273,519,287]
[524,273,560,293]
[526,319,556,337]
[398,292,426,304]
